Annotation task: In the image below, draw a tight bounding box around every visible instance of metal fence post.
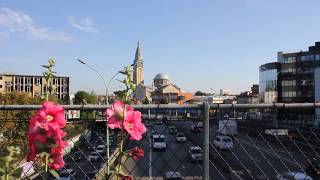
[203,102,210,180]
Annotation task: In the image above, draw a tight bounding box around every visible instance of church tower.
[133,41,144,86]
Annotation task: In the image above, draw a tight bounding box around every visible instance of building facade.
[133,41,144,86]
[259,42,320,127]
[151,73,193,105]
[259,62,280,103]
[0,74,70,102]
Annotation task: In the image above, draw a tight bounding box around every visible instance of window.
[35,78,41,85]
[16,77,23,84]
[63,87,68,93]
[0,76,2,80]
[26,86,31,92]
[0,85,2,88]
[282,91,296,97]
[281,80,296,86]
[301,56,307,61]
[316,54,320,61]
[309,55,314,61]
[63,79,68,85]
[25,77,32,85]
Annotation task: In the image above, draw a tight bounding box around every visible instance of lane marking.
[237,139,296,164]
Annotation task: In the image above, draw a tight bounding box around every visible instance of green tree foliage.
[74,91,98,105]
[73,91,98,120]
[194,91,207,96]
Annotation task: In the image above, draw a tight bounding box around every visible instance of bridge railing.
[0,103,320,179]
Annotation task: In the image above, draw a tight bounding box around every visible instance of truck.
[217,119,237,136]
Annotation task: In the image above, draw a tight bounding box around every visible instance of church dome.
[154,73,170,80]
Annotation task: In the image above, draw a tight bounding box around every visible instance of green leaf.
[49,169,60,178]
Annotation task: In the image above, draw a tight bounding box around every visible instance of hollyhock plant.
[129,147,144,161]
[29,101,66,129]
[105,100,133,129]
[105,65,146,180]
[124,111,146,141]
[27,101,68,171]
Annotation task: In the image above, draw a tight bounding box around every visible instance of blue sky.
[1,0,320,95]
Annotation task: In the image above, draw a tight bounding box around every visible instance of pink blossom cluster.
[105,101,146,141]
[27,101,68,170]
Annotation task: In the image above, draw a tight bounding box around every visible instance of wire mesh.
[0,104,320,180]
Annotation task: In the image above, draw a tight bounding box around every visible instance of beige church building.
[131,42,193,104]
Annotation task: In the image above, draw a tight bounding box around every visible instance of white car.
[176,132,186,143]
[58,169,77,180]
[164,171,182,180]
[152,134,167,151]
[96,144,106,155]
[277,172,313,180]
[213,135,233,150]
[88,152,100,162]
[188,146,203,162]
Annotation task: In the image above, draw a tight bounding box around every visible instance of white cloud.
[0,7,71,41]
[66,15,99,33]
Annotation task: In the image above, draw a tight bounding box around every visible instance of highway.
[122,119,216,180]
[122,117,313,179]
[32,116,315,180]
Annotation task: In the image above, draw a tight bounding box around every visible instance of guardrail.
[0,103,320,179]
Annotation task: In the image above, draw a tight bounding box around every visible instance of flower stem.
[45,154,49,173]
[5,166,9,180]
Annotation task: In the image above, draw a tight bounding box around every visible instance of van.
[213,135,233,150]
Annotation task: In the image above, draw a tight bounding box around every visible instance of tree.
[195,91,207,96]
[74,91,98,105]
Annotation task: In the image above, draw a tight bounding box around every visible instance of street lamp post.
[106,71,121,105]
[106,63,135,105]
[77,59,111,173]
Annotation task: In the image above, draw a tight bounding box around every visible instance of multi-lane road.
[33,116,316,180]
[122,119,214,180]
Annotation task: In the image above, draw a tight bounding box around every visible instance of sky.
[1,0,320,95]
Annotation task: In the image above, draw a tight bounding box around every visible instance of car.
[168,126,178,134]
[190,126,201,133]
[58,169,77,180]
[96,144,106,155]
[276,171,313,180]
[88,152,100,162]
[144,121,151,127]
[152,134,167,151]
[164,171,182,180]
[156,120,163,125]
[73,151,83,162]
[195,122,203,128]
[213,135,233,150]
[188,146,203,162]
[176,132,186,143]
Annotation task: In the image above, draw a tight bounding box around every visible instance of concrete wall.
[315,67,320,127]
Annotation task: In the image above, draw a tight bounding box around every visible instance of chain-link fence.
[0,103,320,180]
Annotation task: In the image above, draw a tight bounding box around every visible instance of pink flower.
[27,101,68,169]
[105,101,133,129]
[124,111,146,140]
[120,175,133,180]
[129,147,144,160]
[30,101,66,129]
[48,151,65,170]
